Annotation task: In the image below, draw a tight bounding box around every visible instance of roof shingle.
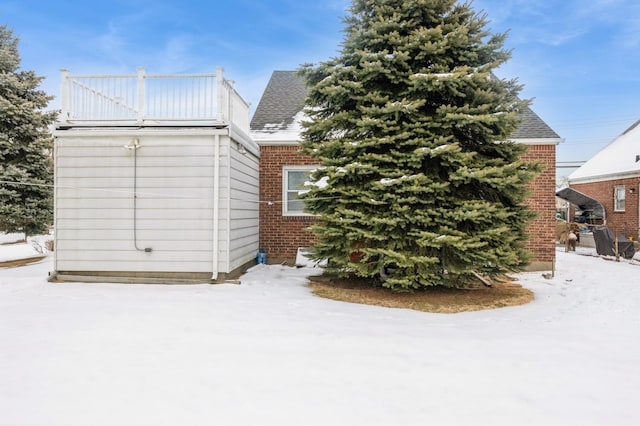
[250,71,308,131]
[251,71,561,141]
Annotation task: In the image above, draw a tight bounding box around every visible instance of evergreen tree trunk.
[299,0,541,289]
[0,25,56,238]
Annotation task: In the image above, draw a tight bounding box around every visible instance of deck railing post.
[59,69,69,123]
[227,79,235,126]
[216,67,225,123]
[137,67,146,124]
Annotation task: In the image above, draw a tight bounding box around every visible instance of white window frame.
[282,166,318,216]
[614,185,626,212]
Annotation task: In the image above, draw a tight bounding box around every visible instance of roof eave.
[510,137,564,146]
[569,170,640,185]
[250,130,300,146]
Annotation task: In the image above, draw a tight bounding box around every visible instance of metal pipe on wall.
[124,138,152,253]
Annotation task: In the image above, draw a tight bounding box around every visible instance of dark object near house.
[592,226,636,259]
[256,248,267,264]
[555,187,606,224]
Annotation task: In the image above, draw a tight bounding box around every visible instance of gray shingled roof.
[510,106,560,139]
[251,71,560,140]
[250,71,308,131]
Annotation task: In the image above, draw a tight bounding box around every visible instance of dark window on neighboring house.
[614,185,626,212]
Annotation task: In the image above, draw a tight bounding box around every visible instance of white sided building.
[52,68,260,283]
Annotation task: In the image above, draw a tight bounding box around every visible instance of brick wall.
[571,177,640,239]
[259,145,318,262]
[521,144,557,267]
[260,143,557,269]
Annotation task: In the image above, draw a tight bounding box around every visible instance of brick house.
[250,71,563,271]
[568,119,640,239]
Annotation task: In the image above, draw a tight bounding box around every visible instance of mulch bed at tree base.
[307,274,534,314]
[0,256,46,268]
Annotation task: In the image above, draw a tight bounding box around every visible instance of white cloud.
[476,0,640,49]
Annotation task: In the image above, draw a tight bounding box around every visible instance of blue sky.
[3,0,640,177]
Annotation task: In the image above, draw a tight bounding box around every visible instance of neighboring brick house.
[251,71,563,271]
[568,120,640,239]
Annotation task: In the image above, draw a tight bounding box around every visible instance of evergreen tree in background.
[299,0,541,289]
[0,25,56,238]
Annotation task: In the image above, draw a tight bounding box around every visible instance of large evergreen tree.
[0,24,56,237]
[299,0,541,289]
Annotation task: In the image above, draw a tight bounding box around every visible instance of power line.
[0,179,341,204]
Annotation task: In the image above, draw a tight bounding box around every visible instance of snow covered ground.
[1,243,639,426]
[0,233,51,263]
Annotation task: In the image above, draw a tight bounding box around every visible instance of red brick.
[261,144,557,265]
[571,177,640,239]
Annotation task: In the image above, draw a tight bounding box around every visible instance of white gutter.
[52,128,229,138]
[212,133,220,281]
[250,130,301,147]
[569,169,640,185]
[510,137,565,146]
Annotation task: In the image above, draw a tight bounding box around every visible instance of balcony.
[57,67,250,133]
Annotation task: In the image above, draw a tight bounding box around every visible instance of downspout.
[53,136,59,274]
[212,67,225,281]
[212,133,221,281]
[226,140,232,274]
[53,70,67,275]
[225,79,234,272]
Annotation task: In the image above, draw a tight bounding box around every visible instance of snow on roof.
[250,71,307,132]
[569,119,640,183]
[251,70,562,145]
[250,110,307,143]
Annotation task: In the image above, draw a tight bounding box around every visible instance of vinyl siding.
[226,142,260,272]
[54,131,224,275]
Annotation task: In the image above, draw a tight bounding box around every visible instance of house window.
[283,166,317,216]
[614,185,626,212]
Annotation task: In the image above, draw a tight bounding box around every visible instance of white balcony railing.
[58,67,250,133]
